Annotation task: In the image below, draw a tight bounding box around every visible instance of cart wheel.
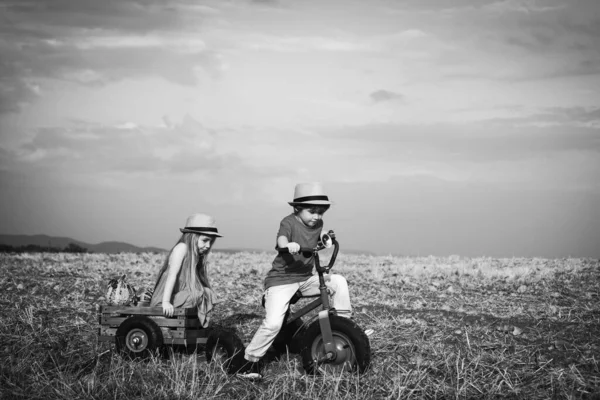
[273,318,305,355]
[115,316,164,360]
[205,328,246,374]
[300,315,371,375]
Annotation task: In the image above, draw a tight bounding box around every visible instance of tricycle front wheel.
[299,315,371,375]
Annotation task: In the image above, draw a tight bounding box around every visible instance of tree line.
[0,243,89,253]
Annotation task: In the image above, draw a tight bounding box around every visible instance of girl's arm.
[162,242,187,317]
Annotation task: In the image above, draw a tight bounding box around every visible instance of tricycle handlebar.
[277,247,318,254]
[276,231,339,273]
[276,231,336,254]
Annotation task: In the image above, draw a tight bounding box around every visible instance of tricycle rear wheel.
[205,328,246,374]
[273,318,305,355]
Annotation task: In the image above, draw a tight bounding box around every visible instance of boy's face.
[296,207,326,227]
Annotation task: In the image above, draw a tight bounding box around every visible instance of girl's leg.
[171,290,214,328]
[244,283,300,362]
[298,274,353,318]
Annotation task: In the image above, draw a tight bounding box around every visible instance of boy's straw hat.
[180,213,223,237]
[288,182,332,206]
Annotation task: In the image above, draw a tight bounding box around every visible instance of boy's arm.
[277,235,300,254]
[161,242,186,317]
[276,217,300,253]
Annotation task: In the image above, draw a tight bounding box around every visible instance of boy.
[238,182,352,379]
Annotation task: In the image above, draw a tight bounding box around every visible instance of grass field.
[1,251,599,399]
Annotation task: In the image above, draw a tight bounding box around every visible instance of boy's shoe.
[364,329,374,337]
[236,361,263,380]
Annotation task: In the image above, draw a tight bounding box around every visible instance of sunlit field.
[1,251,599,399]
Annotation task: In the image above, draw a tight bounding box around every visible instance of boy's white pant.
[244,274,352,362]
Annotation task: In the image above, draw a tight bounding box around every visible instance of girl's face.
[197,235,214,254]
[297,207,325,227]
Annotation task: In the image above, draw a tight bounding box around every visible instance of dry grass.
[1,251,599,399]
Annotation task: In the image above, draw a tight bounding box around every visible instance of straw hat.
[180,213,223,237]
[288,182,332,206]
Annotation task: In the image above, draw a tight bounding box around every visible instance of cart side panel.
[100,305,196,316]
[159,327,209,339]
[97,305,209,347]
[100,315,202,328]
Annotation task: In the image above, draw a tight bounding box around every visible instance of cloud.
[370,89,404,104]
[1,29,222,86]
[0,115,308,206]
[383,0,501,13]
[381,0,600,82]
[474,0,600,80]
[326,117,600,170]
[243,28,434,55]
[546,106,600,124]
[0,146,14,170]
[0,0,223,113]
[250,0,282,5]
[0,77,41,115]
[6,115,230,177]
[496,4,600,79]
[502,106,600,128]
[0,118,310,242]
[483,0,568,14]
[244,34,375,53]
[0,0,203,34]
[230,22,432,55]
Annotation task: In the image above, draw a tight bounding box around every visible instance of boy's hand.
[287,242,300,254]
[162,301,174,317]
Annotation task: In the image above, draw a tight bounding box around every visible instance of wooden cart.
[98,304,208,348]
[97,303,246,373]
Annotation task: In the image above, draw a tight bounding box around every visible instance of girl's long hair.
[154,233,214,296]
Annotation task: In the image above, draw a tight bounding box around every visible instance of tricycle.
[269,231,372,374]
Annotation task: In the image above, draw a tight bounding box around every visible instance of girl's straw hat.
[180,213,223,237]
[288,182,332,206]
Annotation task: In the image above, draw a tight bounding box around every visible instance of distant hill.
[0,234,166,254]
[0,234,376,256]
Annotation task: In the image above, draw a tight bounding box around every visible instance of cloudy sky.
[1,0,599,257]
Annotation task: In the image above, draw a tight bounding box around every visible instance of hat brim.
[180,228,223,237]
[288,200,332,206]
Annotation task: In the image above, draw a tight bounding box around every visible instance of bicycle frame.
[285,239,339,323]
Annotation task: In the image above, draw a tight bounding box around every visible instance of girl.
[150,213,222,328]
